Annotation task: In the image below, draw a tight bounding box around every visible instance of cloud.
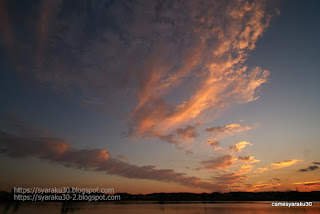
[205,140,222,151]
[293,181,320,186]
[271,160,300,168]
[157,125,198,154]
[257,160,300,173]
[298,165,319,172]
[0,118,224,191]
[235,164,254,175]
[211,163,253,186]
[176,125,198,141]
[205,123,255,138]
[229,141,252,153]
[117,155,128,162]
[0,0,274,148]
[0,129,110,168]
[200,155,234,170]
[312,162,320,165]
[238,156,260,163]
[245,181,281,192]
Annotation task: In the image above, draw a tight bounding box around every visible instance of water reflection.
[1,201,320,214]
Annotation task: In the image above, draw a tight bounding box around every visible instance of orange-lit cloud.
[229,141,252,153]
[235,164,254,175]
[238,156,260,163]
[293,181,320,186]
[211,163,253,186]
[205,140,222,151]
[257,160,300,173]
[245,181,281,192]
[271,160,300,168]
[293,181,320,191]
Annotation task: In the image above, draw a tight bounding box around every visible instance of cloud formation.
[0,0,274,149]
[157,124,198,153]
[257,160,300,173]
[293,181,320,186]
[245,181,281,191]
[200,155,234,170]
[205,140,222,151]
[205,123,255,138]
[238,156,260,163]
[0,118,224,191]
[176,125,198,141]
[211,163,253,186]
[229,141,252,153]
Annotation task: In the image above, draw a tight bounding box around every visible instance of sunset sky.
[0,0,320,194]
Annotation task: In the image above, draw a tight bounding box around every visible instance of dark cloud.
[298,165,319,172]
[157,125,198,154]
[304,182,320,186]
[200,155,234,170]
[312,162,320,165]
[0,117,223,191]
[176,125,198,141]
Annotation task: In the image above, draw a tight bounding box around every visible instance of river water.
[1,201,320,214]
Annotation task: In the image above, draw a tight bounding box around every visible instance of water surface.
[2,201,320,214]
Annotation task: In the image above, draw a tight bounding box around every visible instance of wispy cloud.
[257,160,300,173]
[245,181,281,192]
[212,173,246,185]
[205,123,255,138]
[0,0,274,150]
[293,181,320,186]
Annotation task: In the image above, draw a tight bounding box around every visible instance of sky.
[0,0,320,194]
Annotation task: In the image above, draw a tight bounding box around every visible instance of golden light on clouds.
[257,160,301,173]
[229,141,252,153]
[4,0,318,195]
